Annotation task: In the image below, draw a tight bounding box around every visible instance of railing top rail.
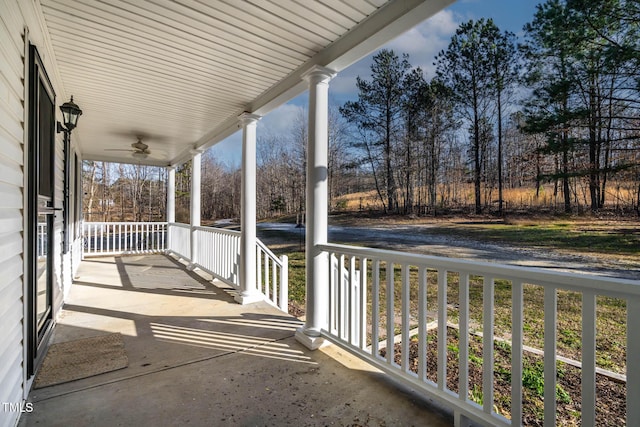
[320,242,640,297]
[85,221,168,226]
[168,222,191,228]
[257,239,284,267]
[192,225,241,237]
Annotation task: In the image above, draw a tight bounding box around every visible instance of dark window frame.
[27,43,56,377]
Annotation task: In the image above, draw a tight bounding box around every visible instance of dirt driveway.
[258,222,640,281]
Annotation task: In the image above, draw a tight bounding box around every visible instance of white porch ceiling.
[39,0,454,167]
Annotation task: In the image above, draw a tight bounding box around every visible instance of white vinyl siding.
[0,0,71,425]
[0,1,26,425]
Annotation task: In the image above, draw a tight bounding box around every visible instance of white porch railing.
[167,222,190,259]
[193,225,241,286]
[257,239,288,312]
[319,242,639,427]
[82,222,288,312]
[83,222,167,256]
[166,223,288,312]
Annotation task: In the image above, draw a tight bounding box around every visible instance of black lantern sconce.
[57,96,82,254]
[57,96,83,133]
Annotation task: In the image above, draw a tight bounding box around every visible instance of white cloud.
[385,9,459,77]
[330,8,460,96]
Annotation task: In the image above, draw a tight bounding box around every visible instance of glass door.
[27,44,56,376]
[36,207,52,334]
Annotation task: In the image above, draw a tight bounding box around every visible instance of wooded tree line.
[254,0,640,218]
[83,161,167,222]
[84,0,640,222]
[341,0,640,215]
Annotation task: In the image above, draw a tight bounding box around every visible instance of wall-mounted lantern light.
[57,96,83,133]
[56,96,82,255]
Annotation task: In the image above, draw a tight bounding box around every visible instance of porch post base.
[186,263,198,271]
[234,291,264,305]
[295,328,330,351]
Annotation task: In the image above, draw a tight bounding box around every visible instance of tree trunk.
[472,83,482,215]
[588,75,599,211]
[497,86,504,215]
[562,145,571,214]
[385,107,396,213]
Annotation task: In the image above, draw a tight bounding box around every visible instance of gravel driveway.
[258,222,640,281]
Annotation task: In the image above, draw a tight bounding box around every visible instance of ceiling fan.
[130,138,151,158]
[106,137,151,158]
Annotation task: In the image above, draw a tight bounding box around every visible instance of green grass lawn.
[426,221,640,256]
[259,217,633,374]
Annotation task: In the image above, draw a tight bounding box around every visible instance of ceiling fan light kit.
[105,136,152,159]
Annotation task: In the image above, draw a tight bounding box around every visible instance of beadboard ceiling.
[39,0,454,166]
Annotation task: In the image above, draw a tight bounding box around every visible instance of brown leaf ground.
[380,328,626,426]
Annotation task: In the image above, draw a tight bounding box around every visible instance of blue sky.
[210,1,542,167]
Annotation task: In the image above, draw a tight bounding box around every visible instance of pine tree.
[435,19,496,214]
[340,49,411,213]
[521,0,579,213]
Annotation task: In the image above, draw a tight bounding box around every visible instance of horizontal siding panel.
[0,63,23,106]
[0,126,23,166]
[0,0,25,60]
[0,102,23,146]
[1,386,24,427]
[0,4,25,427]
[0,342,23,427]
[0,254,23,285]
[0,25,24,86]
[0,99,23,143]
[0,0,25,36]
[0,275,21,320]
[0,320,22,379]
[0,232,22,265]
[0,372,23,427]
[0,77,24,120]
[0,208,22,232]
[0,181,23,209]
[0,303,24,385]
[0,150,23,187]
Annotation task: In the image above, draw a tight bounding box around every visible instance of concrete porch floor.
[19,254,452,427]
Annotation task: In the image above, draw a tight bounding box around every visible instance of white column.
[295,65,336,350]
[189,150,202,268]
[235,112,263,305]
[166,166,175,251]
[167,167,176,223]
